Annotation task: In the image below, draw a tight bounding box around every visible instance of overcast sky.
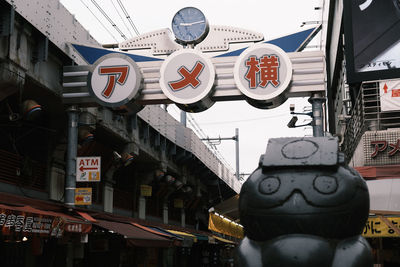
[60,0,324,180]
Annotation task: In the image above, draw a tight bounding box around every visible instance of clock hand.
[180,20,205,26]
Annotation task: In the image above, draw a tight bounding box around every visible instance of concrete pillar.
[103,183,114,213]
[138,196,146,220]
[181,208,186,228]
[66,243,73,267]
[163,202,168,224]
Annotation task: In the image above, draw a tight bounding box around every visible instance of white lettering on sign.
[76,156,101,182]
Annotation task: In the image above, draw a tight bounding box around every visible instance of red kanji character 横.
[259,55,280,87]
[245,56,260,89]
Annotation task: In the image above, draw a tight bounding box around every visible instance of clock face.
[171,7,209,44]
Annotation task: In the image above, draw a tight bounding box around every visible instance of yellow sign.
[174,199,184,208]
[75,188,92,205]
[140,185,152,197]
[363,217,400,238]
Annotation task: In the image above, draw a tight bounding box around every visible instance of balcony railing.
[342,81,400,161]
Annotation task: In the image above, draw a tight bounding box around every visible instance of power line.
[116,0,140,36]
[91,0,127,40]
[111,0,134,38]
[79,0,119,42]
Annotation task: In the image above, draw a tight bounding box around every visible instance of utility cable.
[116,0,140,36]
[111,0,134,38]
[79,0,119,42]
[91,0,127,40]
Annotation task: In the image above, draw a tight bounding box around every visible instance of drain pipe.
[65,105,79,207]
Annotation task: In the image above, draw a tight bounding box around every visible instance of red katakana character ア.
[371,140,388,158]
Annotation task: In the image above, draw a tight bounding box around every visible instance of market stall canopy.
[0,194,92,237]
[212,194,239,221]
[94,219,173,247]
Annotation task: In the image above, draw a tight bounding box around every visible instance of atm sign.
[76,156,101,182]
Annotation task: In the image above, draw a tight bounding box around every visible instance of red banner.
[0,204,91,237]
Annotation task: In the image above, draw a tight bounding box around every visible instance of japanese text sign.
[160,49,215,105]
[75,188,92,205]
[76,156,101,182]
[380,81,400,111]
[363,217,400,238]
[0,207,64,237]
[88,53,142,107]
[234,43,292,102]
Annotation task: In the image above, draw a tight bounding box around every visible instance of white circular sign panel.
[234,43,292,101]
[88,54,142,107]
[160,49,215,105]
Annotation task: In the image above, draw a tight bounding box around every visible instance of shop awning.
[213,195,240,221]
[212,235,237,245]
[208,212,244,239]
[146,226,183,240]
[355,165,400,179]
[0,203,91,237]
[166,229,197,247]
[94,219,173,247]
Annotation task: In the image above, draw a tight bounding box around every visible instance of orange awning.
[355,165,400,179]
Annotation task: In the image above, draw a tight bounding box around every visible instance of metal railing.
[342,81,400,161]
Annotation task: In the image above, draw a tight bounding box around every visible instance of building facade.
[324,0,400,265]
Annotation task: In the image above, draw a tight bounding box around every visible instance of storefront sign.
[76,156,101,182]
[370,139,400,158]
[75,188,92,205]
[174,199,184,208]
[159,49,215,105]
[0,209,64,237]
[234,43,292,102]
[363,131,400,166]
[379,81,400,111]
[88,53,142,107]
[140,185,152,197]
[363,217,400,238]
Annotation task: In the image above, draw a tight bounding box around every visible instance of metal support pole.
[308,94,326,137]
[235,128,240,180]
[65,105,79,207]
[180,110,187,127]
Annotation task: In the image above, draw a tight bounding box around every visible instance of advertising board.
[343,0,400,83]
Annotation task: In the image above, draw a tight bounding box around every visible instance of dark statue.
[237,137,373,267]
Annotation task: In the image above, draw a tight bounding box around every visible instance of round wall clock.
[171,7,209,44]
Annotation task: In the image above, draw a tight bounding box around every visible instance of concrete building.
[0,1,240,266]
[324,0,400,265]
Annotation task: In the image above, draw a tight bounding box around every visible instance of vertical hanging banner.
[76,156,101,182]
[379,80,400,111]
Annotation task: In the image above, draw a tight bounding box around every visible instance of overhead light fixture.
[287,116,299,128]
[173,180,183,190]
[154,170,165,182]
[121,152,134,166]
[21,99,42,121]
[164,175,175,184]
[78,128,94,144]
[181,185,193,194]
